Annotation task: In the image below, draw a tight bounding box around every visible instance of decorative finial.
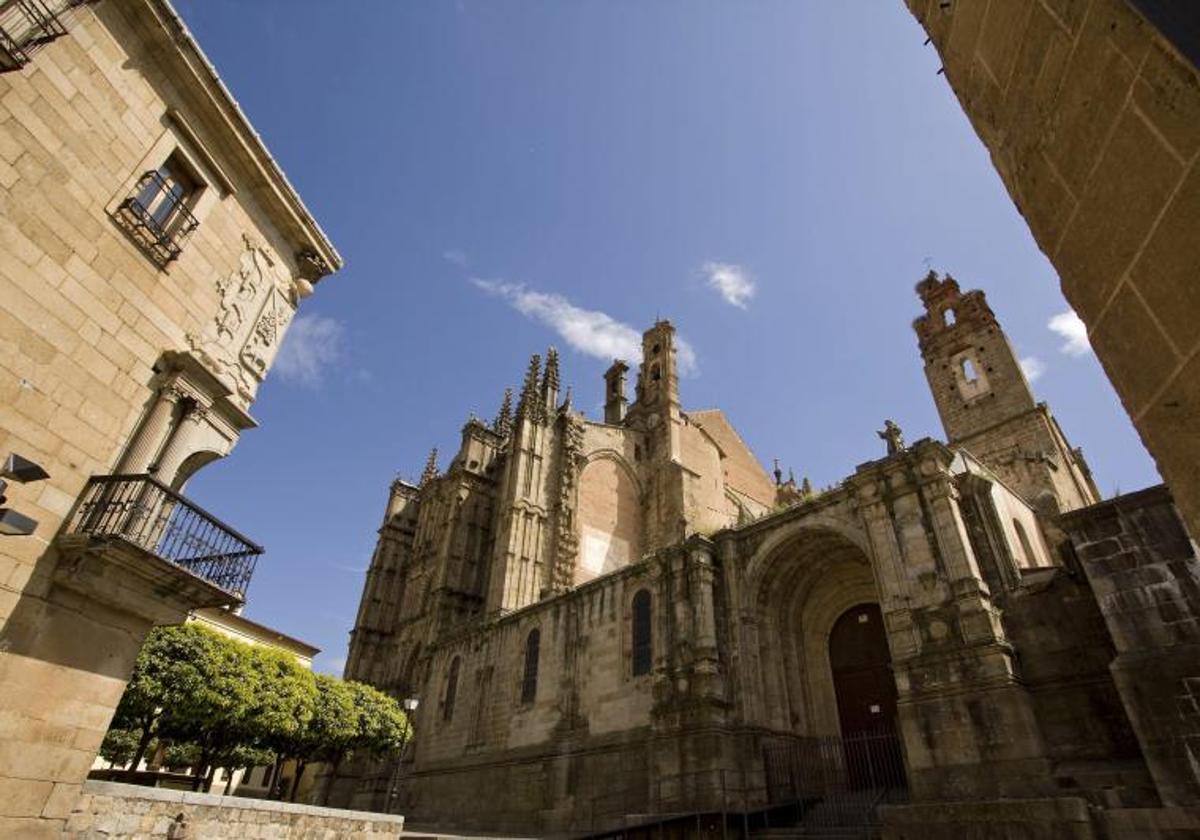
[560,385,573,412]
[517,354,543,422]
[801,476,813,496]
[787,467,795,486]
[542,347,560,395]
[420,447,439,486]
[773,458,783,486]
[877,420,906,456]
[494,387,513,435]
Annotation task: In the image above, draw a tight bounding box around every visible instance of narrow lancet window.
[632,589,652,677]
[521,628,540,704]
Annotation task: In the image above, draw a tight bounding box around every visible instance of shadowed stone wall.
[1062,486,1200,806]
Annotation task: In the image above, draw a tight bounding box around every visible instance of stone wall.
[906,0,1200,539]
[1062,485,1200,806]
[65,780,403,839]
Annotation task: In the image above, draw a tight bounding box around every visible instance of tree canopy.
[101,620,412,798]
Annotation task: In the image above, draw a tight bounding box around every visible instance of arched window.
[631,589,652,677]
[961,357,978,382]
[443,656,461,721]
[943,307,956,327]
[521,629,540,704]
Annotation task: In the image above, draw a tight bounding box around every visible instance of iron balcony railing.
[115,170,201,265]
[0,0,75,71]
[68,474,263,599]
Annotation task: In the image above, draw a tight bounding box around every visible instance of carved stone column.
[115,386,186,474]
[152,404,209,487]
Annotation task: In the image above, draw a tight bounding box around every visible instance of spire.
[801,476,813,496]
[560,385,572,413]
[773,458,783,486]
[494,387,514,435]
[420,447,439,486]
[516,353,543,423]
[542,347,559,396]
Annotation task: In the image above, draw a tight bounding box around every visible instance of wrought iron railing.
[762,731,908,832]
[67,474,263,599]
[0,0,77,71]
[115,170,201,265]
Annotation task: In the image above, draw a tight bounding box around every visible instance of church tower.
[914,272,1098,513]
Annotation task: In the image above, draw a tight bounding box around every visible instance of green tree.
[109,623,234,778]
[350,681,412,758]
[279,673,358,800]
[153,625,261,791]
[98,728,142,769]
[318,681,413,804]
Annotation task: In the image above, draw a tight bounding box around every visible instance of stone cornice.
[115,0,343,278]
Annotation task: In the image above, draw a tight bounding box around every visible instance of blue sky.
[176,1,1160,675]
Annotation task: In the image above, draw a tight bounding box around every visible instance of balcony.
[62,474,262,605]
[0,0,69,71]
[114,170,201,266]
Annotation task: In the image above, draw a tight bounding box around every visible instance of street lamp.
[388,698,420,812]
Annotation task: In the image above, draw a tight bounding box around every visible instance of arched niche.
[575,453,642,585]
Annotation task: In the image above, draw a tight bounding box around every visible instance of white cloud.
[472,279,698,375]
[274,313,345,386]
[1020,356,1046,382]
[702,261,756,309]
[1048,310,1091,356]
[442,249,469,268]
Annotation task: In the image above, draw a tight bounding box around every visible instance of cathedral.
[331,273,1199,838]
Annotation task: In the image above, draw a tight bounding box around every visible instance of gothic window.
[443,656,461,721]
[1013,519,1037,568]
[943,307,956,326]
[521,628,540,704]
[631,589,652,677]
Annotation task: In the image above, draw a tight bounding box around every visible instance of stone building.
[336,274,1199,839]
[0,1,340,836]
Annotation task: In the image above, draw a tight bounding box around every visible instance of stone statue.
[878,419,906,455]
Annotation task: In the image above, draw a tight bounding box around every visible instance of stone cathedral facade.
[334,273,1200,839]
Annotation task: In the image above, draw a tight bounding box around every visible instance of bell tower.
[632,320,683,463]
[915,272,1098,513]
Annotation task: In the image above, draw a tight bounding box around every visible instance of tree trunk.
[222,767,236,796]
[289,760,307,802]
[321,753,343,806]
[268,754,284,800]
[124,724,155,781]
[203,763,217,793]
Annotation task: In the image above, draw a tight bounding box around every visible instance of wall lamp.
[0,453,51,537]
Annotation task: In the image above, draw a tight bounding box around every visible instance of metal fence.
[69,474,262,598]
[762,731,908,833]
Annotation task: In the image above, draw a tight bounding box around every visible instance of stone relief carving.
[186,241,300,408]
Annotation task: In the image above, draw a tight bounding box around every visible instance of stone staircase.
[748,787,900,839]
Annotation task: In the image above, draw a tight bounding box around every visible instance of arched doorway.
[829,603,905,790]
[829,603,897,737]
